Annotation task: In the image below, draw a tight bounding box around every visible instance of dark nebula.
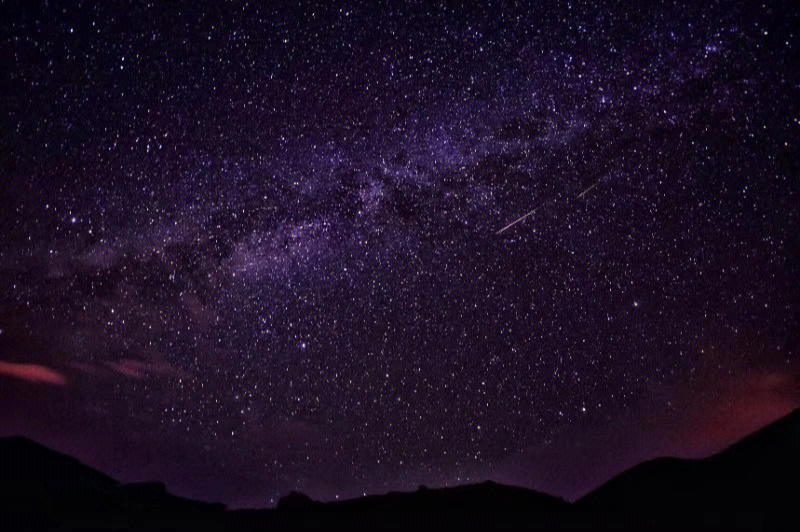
[1,1,798,508]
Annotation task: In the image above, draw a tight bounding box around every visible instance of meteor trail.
[576,180,599,199]
[496,180,602,235]
[495,204,543,235]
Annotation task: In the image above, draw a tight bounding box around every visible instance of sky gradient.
[1,0,798,508]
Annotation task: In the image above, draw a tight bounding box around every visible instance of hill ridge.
[1,407,798,527]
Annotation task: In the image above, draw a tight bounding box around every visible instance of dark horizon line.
[3,406,798,511]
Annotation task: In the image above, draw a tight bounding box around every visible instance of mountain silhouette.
[576,407,800,528]
[0,437,225,527]
[1,409,798,527]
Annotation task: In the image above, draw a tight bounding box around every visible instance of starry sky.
[1,0,799,508]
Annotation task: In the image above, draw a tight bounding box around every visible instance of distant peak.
[277,491,315,511]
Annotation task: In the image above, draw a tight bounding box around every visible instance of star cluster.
[1,1,798,507]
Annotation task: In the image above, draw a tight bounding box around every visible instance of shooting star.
[576,180,599,199]
[495,204,544,235]
[496,179,602,235]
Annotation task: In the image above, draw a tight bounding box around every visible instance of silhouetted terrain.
[2,409,799,527]
[576,407,800,528]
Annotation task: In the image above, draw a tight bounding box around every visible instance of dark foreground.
[2,409,799,528]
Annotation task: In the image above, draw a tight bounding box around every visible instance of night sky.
[1,0,799,508]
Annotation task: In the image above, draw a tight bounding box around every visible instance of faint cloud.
[106,359,176,379]
[0,361,68,386]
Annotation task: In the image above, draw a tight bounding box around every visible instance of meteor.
[495,204,544,235]
[576,181,599,199]
[496,179,602,235]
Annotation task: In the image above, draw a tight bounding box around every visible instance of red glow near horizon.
[0,361,68,386]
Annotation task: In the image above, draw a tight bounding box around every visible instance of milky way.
[1,1,799,507]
